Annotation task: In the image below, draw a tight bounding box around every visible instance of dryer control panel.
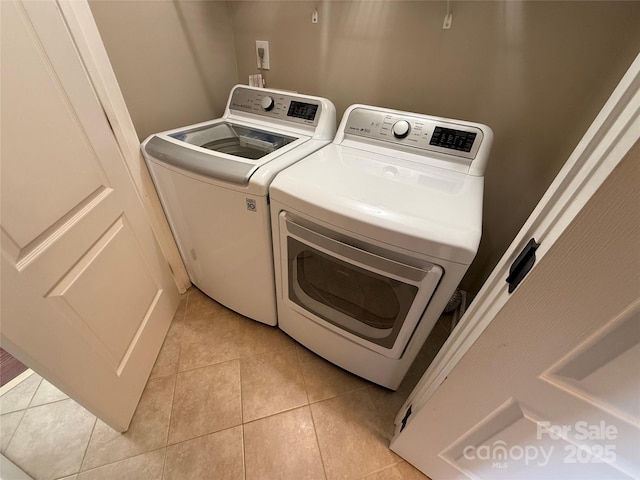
[343,108,485,160]
[229,87,321,127]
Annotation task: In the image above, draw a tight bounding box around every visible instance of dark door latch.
[506,238,540,293]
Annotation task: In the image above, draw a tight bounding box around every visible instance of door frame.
[392,52,640,439]
[57,0,190,292]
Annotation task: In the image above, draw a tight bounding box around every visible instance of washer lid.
[143,119,309,185]
[170,122,297,160]
[269,144,485,264]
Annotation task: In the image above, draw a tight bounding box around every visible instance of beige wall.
[90,0,640,298]
[228,0,640,295]
[89,0,238,141]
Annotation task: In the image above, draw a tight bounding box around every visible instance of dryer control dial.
[392,120,411,139]
[261,96,275,111]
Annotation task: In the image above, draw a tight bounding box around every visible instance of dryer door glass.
[287,235,422,350]
[170,122,296,160]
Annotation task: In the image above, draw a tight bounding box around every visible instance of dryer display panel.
[430,127,477,153]
[343,108,484,161]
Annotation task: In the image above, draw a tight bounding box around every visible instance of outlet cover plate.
[256,40,270,70]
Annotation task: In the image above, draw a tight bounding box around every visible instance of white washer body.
[270,104,493,389]
[142,85,336,325]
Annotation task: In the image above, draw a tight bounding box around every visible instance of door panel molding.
[15,187,113,270]
[543,298,640,426]
[1,0,179,431]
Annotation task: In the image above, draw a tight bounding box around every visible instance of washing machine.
[269,104,493,389]
[142,85,336,325]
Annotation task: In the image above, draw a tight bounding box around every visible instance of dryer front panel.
[280,213,443,359]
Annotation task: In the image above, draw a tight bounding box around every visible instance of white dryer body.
[269,104,493,389]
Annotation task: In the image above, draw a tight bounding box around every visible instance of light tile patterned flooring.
[0,288,450,480]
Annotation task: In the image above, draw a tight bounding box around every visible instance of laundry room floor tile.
[2,288,441,480]
[150,296,187,380]
[77,449,165,480]
[149,325,182,380]
[81,374,175,471]
[0,372,40,414]
[164,426,244,480]
[178,312,239,372]
[0,410,24,453]
[237,314,296,358]
[168,360,242,445]
[30,378,68,407]
[310,388,400,480]
[5,398,95,480]
[240,346,308,423]
[297,345,370,403]
[243,406,325,480]
[361,461,430,480]
[185,287,231,318]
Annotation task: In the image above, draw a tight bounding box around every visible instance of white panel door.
[390,141,640,478]
[0,0,179,431]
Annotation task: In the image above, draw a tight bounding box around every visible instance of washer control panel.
[230,87,321,127]
[344,108,484,159]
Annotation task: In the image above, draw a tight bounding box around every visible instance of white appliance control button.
[392,120,411,138]
[261,96,275,111]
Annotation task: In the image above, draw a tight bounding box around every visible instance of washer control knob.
[261,96,275,111]
[392,120,411,139]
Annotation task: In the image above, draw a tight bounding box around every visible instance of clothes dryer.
[270,105,492,388]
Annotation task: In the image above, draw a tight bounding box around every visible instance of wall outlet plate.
[256,40,270,70]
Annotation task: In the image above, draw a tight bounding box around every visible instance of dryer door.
[281,214,443,359]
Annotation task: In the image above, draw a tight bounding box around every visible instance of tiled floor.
[0,288,450,480]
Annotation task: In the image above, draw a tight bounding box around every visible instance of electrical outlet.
[256,40,270,70]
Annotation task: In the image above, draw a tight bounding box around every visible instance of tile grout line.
[241,403,310,427]
[295,345,312,407]
[75,446,167,478]
[24,395,72,411]
[1,408,27,460]
[238,317,246,480]
[0,369,35,396]
[295,345,329,480]
[23,375,43,410]
[161,292,190,476]
[1,373,44,473]
[359,459,406,479]
[160,395,173,477]
[309,384,371,406]
[240,423,247,480]
[165,294,188,451]
[307,401,330,480]
[77,415,98,475]
[164,424,243,451]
